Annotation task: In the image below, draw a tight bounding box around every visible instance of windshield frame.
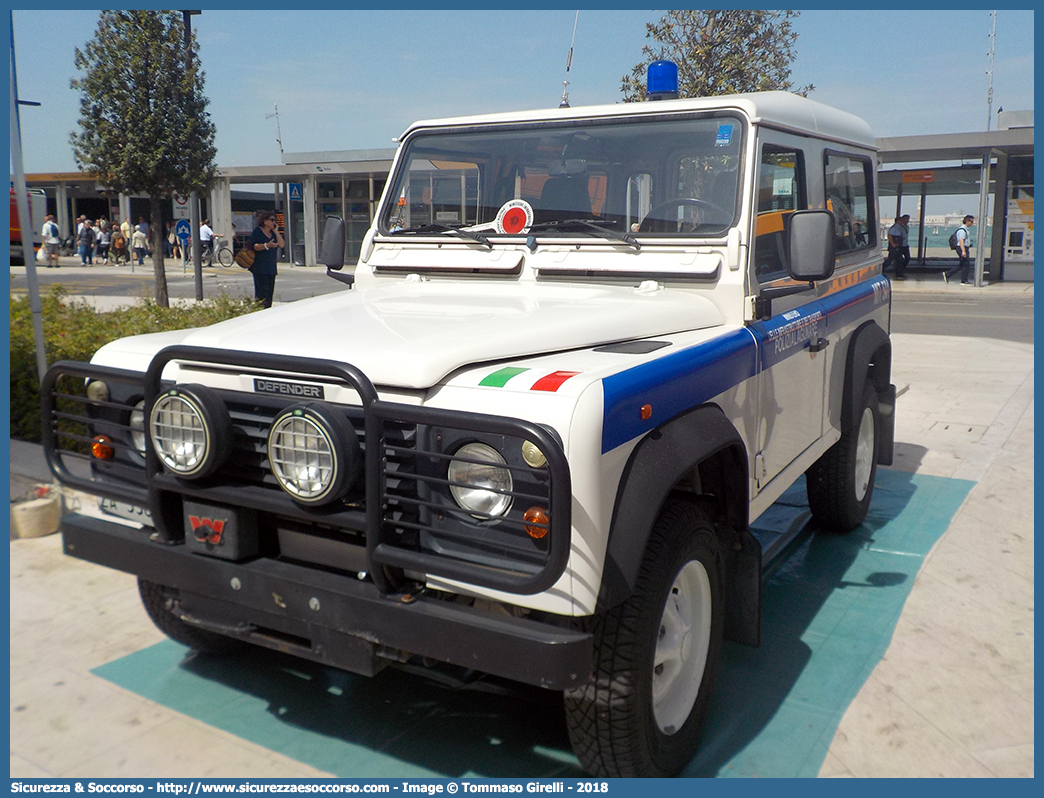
[376,110,748,246]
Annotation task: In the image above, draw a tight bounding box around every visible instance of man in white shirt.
[199,219,222,260]
[885,215,910,280]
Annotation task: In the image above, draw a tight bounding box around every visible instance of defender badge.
[253,378,325,399]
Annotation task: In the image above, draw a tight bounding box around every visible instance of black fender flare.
[841,320,895,465]
[599,404,758,644]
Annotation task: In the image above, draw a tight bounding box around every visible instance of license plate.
[99,497,153,526]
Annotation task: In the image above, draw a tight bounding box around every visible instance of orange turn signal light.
[91,435,115,460]
[640,404,653,421]
[523,506,550,539]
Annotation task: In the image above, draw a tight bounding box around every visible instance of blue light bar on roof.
[647,60,679,100]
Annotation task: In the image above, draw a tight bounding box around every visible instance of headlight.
[447,442,513,518]
[129,400,146,455]
[149,385,230,478]
[267,404,360,505]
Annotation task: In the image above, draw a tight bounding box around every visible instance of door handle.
[809,336,830,353]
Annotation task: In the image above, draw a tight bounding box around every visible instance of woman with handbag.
[248,210,284,308]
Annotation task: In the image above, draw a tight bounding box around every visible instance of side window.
[824,151,876,254]
[754,145,806,282]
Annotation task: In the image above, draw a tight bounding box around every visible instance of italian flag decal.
[479,367,580,392]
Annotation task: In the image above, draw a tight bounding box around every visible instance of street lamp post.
[183,10,203,300]
[9,11,48,383]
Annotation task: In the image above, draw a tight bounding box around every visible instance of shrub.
[10,286,259,442]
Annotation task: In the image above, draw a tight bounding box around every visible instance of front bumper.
[61,513,592,690]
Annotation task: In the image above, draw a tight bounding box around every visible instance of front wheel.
[806,381,879,531]
[217,246,234,267]
[138,578,242,653]
[564,500,723,777]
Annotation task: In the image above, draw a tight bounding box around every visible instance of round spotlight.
[268,404,360,505]
[86,380,110,402]
[149,385,230,478]
[129,399,147,455]
[447,442,513,518]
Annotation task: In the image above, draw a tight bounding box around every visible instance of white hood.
[94,281,724,389]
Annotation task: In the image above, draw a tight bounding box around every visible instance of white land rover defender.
[43,69,894,777]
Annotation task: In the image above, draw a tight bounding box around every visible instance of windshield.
[379,113,745,240]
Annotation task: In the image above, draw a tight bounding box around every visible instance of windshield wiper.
[388,223,492,250]
[528,218,641,251]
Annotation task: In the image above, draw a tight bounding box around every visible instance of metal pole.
[9,12,48,383]
[974,152,993,287]
[917,182,928,264]
[191,190,202,298]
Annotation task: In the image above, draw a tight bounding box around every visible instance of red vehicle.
[10,187,48,263]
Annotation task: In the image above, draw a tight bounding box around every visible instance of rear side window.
[824,151,876,254]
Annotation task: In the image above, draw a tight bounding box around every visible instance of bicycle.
[202,237,234,267]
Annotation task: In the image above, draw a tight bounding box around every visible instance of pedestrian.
[121,216,132,249]
[132,225,148,266]
[111,230,127,265]
[40,214,61,268]
[77,219,96,265]
[249,210,284,308]
[853,220,867,247]
[886,214,909,280]
[199,218,217,260]
[165,221,175,258]
[171,227,183,261]
[96,222,111,264]
[944,215,975,285]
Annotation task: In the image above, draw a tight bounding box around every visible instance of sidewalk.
[8,316,1034,778]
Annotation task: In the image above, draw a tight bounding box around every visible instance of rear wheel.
[807,381,879,531]
[564,500,723,777]
[138,578,241,653]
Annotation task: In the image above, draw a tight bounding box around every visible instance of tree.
[621,10,815,102]
[71,10,217,306]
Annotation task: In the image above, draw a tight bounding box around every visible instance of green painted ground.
[94,469,973,778]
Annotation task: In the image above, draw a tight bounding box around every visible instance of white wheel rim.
[854,406,875,502]
[652,559,712,735]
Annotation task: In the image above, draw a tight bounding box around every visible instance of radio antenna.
[559,11,579,108]
[265,103,284,158]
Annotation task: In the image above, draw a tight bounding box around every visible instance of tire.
[217,247,234,267]
[138,578,242,653]
[806,380,879,531]
[564,500,724,777]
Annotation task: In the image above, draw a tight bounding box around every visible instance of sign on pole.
[173,194,190,220]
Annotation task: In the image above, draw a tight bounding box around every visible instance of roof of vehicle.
[400,91,877,152]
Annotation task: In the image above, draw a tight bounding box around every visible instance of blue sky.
[10,7,1035,175]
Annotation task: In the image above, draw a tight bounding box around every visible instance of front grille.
[43,346,571,596]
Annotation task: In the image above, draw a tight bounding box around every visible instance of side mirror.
[320,216,346,270]
[320,216,353,287]
[787,209,836,282]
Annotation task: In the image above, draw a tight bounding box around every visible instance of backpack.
[948,230,960,250]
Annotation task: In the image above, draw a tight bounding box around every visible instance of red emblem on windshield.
[188,515,227,545]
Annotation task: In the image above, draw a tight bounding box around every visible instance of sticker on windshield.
[495,200,534,234]
[715,124,734,147]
